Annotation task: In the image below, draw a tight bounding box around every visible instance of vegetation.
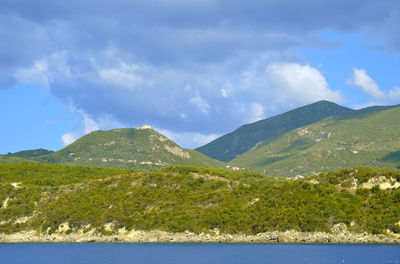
[0,163,399,236]
[32,127,224,169]
[6,149,54,158]
[197,100,356,162]
[231,106,400,177]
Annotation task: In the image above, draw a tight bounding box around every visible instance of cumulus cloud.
[347,68,400,104]
[61,133,78,146]
[266,63,343,105]
[3,0,400,147]
[16,53,344,147]
[346,68,385,100]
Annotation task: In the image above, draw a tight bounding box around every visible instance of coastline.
[1,228,399,243]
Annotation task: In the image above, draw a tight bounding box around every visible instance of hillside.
[35,126,224,169]
[0,163,399,242]
[231,106,400,177]
[5,148,54,158]
[0,156,33,164]
[196,101,355,162]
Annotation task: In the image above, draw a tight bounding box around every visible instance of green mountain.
[1,163,399,238]
[197,101,355,162]
[231,106,400,177]
[5,148,54,158]
[35,126,224,169]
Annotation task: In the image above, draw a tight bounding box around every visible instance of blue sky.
[1,0,400,153]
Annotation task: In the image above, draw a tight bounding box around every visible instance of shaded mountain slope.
[231,106,400,177]
[197,101,354,162]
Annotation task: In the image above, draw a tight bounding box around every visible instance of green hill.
[0,163,399,237]
[196,101,355,162]
[5,148,54,158]
[231,106,400,177]
[35,126,224,169]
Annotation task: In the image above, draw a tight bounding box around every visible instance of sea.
[0,243,399,264]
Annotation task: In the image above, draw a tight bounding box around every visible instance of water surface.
[1,243,399,264]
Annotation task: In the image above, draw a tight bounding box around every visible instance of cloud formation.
[347,68,400,104]
[346,68,384,100]
[2,0,400,147]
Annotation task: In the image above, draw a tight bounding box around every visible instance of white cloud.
[61,132,78,146]
[156,127,220,149]
[265,63,344,105]
[388,87,400,101]
[96,62,144,90]
[14,51,72,89]
[190,93,211,115]
[82,114,99,134]
[247,102,265,123]
[347,68,400,104]
[14,60,51,89]
[60,108,126,147]
[221,88,228,98]
[347,68,385,100]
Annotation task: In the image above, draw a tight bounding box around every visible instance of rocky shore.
[0,224,399,243]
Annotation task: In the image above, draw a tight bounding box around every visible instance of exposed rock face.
[164,145,190,159]
[360,176,400,190]
[1,224,399,243]
[1,197,9,209]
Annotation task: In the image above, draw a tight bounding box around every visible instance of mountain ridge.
[231,105,400,176]
[196,100,355,162]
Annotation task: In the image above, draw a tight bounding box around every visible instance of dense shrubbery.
[315,166,400,184]
[0,163,399,235]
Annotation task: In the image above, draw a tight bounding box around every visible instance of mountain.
[5,148,54,158]
[196,101,355,162]
[231,106,400,177]
[35,126,224,169]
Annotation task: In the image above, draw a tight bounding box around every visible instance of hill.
[0,163,399,242]
[5,148,54,158]
[35,126,224,169]
[196,101,355,162]
[231,106,400,177]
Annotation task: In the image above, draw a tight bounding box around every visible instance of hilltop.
[231,106,400,177]
[5,148,54,159]
[34,126,223,169]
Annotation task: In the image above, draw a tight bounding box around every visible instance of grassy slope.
[0,163,399,236]
[35,128,224,169]
[231,106,400,177]
[196,101,355,162]
[0,155,34,164]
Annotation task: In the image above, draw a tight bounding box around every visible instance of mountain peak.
[196,100,354,162]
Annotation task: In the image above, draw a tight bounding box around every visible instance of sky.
[1,0,400,153]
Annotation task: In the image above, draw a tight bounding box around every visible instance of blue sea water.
[0,243,399,264]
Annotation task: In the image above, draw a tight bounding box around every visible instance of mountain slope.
[231,106,400,177]
[197,101,354,162]
[5,148,54,158]
[35,126,224,169]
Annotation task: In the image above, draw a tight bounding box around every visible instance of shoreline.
[1,228,399,244]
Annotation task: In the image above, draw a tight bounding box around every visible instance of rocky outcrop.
[0,224,399,243]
